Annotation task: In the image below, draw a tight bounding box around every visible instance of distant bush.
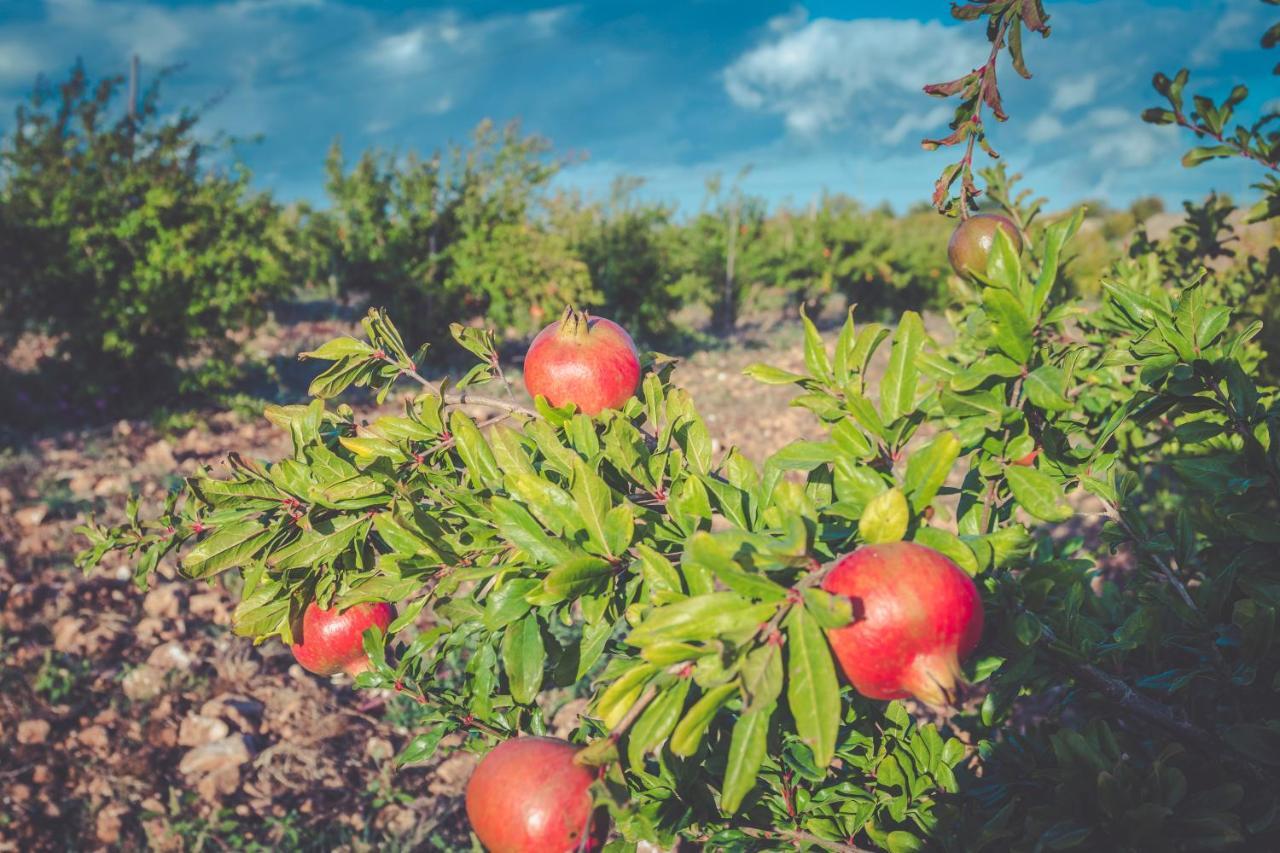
[313,121,592,343]
[551,178,693,345]
[0,64,292,410]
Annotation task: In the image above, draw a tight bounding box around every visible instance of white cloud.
[1084,106,1172,169]
[0,41,44,83]
[1050,74,1097,111]
[882,104,952,145]
[723,17,981,136]
[1191,10,1256,65]
[1026,114,1064,143]
[368,7,569,73]
[46,0,191,64]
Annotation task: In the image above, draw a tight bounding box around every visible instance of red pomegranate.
[465,737,608,853]
[523,307,640,416]
[947,213,1023,280]
[821,542,983,707]
[290,601,395,677]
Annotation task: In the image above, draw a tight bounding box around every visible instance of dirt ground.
[1,303,938,852]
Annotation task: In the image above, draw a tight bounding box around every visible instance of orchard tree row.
[0,60,1201,421]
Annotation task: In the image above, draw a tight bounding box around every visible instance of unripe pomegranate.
[523,307,640,416]
[465,736,608,853]
[290,601,394,677]
[947,213,1023,279]
[821,542,983,707]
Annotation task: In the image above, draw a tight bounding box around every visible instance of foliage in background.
[0,63,292,409]
[310,120,593,345]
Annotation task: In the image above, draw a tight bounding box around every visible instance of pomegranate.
[947,213,1023,279]
[290,601,394,677]
[465,737,608,853]
[821,541,983,707]
[523,307,640,416]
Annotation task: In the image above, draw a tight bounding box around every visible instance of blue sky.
[0,0,1276,214]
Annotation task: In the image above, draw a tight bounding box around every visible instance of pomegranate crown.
[556,305,593,341]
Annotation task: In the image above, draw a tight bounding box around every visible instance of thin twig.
[491,355,518,403]
[1100,500,1197,613]
[389,680,508,739]
[403,367,536,417]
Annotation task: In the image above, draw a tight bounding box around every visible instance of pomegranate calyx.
[901,650,966,708]
[556,305,593,342]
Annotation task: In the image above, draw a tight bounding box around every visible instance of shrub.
[0,64,291,411]
[315,121,593,344]
[551,178,692,345]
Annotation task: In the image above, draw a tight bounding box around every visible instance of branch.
[1036,625,1271,775]
[403,367,537,417]
[1170,108,1280,172]
[737,826,873,852]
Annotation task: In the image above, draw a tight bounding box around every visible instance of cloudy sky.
[0,0,1275,213]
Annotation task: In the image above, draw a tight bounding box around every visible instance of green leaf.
[491,496,572,564]
[483,578,538,630]
[307,356,368,399]
[983,288,1033,364]
[879,312,925,422]
[744,364,806,385]
[1005,466,1073,522]
[628,592,777,647]
[800,305,832,380]
[786,605,840,770]
[501,614,545,705]
[860,487,909,544]
[634,544,683,597]
[985,225,1024,295]
[912,526,979,575]
[1024,364,1073,412]
[507,474,581,537]
[669,683,738,756]
[802,588,854,629]
[720,702,773,814]
[180,520,272,579]
[396,728,446,767]
[572,458,615,556]
[537,556,615,603]
[687,532,788,603]
[740,644,784,711]
[1032,207,1085,315]
[627,678,691,767]
[1182,145,1237,167]
[300,336,375,362]
[268,513,368,571]
[450,411,501,489]
[903,432,960,514]
[603,504,635,557]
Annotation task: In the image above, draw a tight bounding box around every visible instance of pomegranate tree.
[465,737,606,853]
[290,601,395,677]
[523,306,640,415]
[822,542,983,707]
